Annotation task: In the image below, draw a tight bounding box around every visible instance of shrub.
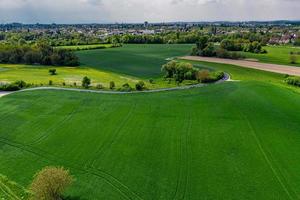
[82,76,91,88]
[196,70,210,83]
[135,81,146,91]
[29,166,74,200]
[109,81,115,89]
[290,55,298,64]
[149,79,154,84]
[96,84,104,89]
[49,80,53,85]
[14,80,27,88]
[62,82,66,86]
[49,69,57,75]
[285,76,300,87]
[118,83,133,92]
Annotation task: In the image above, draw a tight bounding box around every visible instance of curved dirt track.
[1,73,230,97]
[181,56,300,76]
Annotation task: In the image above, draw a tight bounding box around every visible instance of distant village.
[0,21,299,46]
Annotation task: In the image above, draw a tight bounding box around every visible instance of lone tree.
[30,166,74,200]
[82,76,91,88]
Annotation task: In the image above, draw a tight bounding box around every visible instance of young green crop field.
[240,45,300,67]
[77,44,193,78]
[1,59,300,199]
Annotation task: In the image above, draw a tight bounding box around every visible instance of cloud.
[0,0,299,23]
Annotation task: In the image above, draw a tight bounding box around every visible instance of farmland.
[77,44,193,77]
[1,59,300,199]
[240,45,300,67]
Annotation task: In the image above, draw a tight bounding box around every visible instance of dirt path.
[0,91,12,98]
[0,73,230,97]
[181,56,300,76]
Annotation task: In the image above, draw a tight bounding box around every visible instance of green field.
[1,59,300,199]
[0,64,141,88]
[0,44,197,89]
[77,44,193,78]
[241,45,300,67]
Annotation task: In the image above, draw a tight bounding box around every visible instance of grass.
[1,81,300,199]
[1,62,300,199]
[0,64,141,88]
[240,45,300,67]
[0,64,201,90]
[0,174,29,200]
[76,44,193,78]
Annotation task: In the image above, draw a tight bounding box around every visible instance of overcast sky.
[0,0,299,23]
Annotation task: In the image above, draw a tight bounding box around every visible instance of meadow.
[241,45,300,67]
[77,44,193,78]
[1,58,300,199]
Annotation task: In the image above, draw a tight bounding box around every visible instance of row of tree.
[220,39,267,54]
[161,61,224,83]
[191,36,245,59]
[0,43,79,66]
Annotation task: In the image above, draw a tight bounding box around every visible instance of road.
[181,56,300,76]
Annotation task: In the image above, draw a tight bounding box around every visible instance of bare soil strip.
[181,56,300,76]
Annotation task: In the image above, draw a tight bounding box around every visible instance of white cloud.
[0,0,299,23]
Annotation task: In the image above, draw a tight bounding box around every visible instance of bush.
[149,79,154,84]
[29,166,74,200]
[196,70,210,83]
[0,80,27,91]
[109,81,115,90]
[290,55,298,64]
[135,81,146,91]
[49,80,53,85]
[118,83,133,92]
[49,69,57,75]
[96,84,104,89]
[286,76,300,87]
[82,76,91,88]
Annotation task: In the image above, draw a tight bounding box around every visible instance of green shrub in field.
[196,70,224,83]
[0,80,27,91]
[96,84,104,89]
[49,69,57,75]
[109,81,115,90]
[285,76,300,87]
[82,76,91,88]
[49,80,53,85]
[135,81,146,91]
[118,83,133,92]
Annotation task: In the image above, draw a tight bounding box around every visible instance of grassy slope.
[240,45,300,67]
[76,44,193,78]
[0,64,140,88]
[1,62,300,199]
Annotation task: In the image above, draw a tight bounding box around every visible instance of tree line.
[0,43,79,66]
